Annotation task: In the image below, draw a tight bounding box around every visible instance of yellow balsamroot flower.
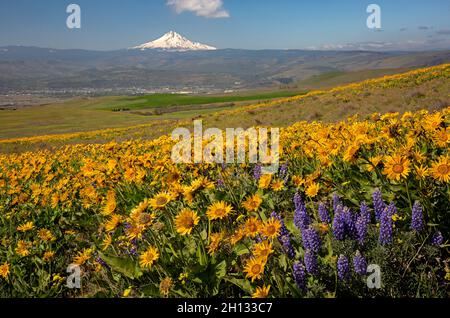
[206,201,233,221]
[15,240,31,257]
[159,277,173,297]
[207,232,224,255]
[73,248,93,266]
[242,194,263,212]
[253,241,274,260]
[192,176,215,191]
[258,174,272,189]
[17,221,34,232]
[101,190,116,216]
[412,150,426,163]
[38,229,56,242]
[130,199,150,222]
[149,191,173,210]
[244,217,262,238]
[432,128,450,148]
[430,156,450,183]
[292,175,305,187]
[305,182,320,198]
[367,156,382,172]
[230,227,246,245]
[415,165,429,179]
[343,144,360,163]
[261,218,282,239]
[125,224,146,241]
[182,185,195,204]
[244,257,266,282]
[106,159,117,172]
[271,179,284,192]
[104,214,121,232]
[174,209,200,235]
[252,285,271,298]
[422,112,442,131]
[139,246,159,269]
[0,262,10,279]
[382,155,411,181]
[43,250,55,262]
[102,234,112,251]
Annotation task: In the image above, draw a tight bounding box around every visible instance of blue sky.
[0,0,449,51]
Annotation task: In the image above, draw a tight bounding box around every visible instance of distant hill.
[0,46,449,93]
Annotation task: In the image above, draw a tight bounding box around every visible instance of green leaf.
[279,254,288,271]
[99,252,143,279]
[140,284,161,297]
[196,244,208,267]
[224,277,253,294]
[215,260,227,280]
[233,243,250,256]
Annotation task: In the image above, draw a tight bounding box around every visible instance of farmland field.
[0,64,449,298]
[0,90,309,140]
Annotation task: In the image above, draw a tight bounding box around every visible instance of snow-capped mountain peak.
[131,31,217,52]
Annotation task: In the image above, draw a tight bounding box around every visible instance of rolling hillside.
[0,63,448,153]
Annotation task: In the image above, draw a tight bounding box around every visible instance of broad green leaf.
[99,252,143,279]
[224,277,253,294]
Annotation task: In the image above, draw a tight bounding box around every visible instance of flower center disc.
[393,164,404,174]
[156,197,168,206]
[437,164,449,175]
[251,264,261,274]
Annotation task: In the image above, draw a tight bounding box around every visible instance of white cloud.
[167,0,230,18]
[308,38,450,51]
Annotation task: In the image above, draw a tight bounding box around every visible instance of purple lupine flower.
[360,202,371,225]
[332,193,342,212]
[271,212,295,259]
[411,201,424,232]
[253,164,262,181]
[342,207,357,239]
[353,251,367,275]
[379,202,395,245]
[304,250,319,275]
[254,236,264,243]
[332,205,346,241]
[123,222,132,230]
[279,162,288,179]
[431,231,443,246]
[302,226,321,254]
[293,261,307,291]
[337,255,350,281]
[318,202,331,224]
[294,193,310,230]
[280,234,296,259]
[216,178,225,188]
[372,189,387,222]
[356,214,368,245]
[356,202,371,245]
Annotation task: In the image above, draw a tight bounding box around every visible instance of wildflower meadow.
[0,65,449,298]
